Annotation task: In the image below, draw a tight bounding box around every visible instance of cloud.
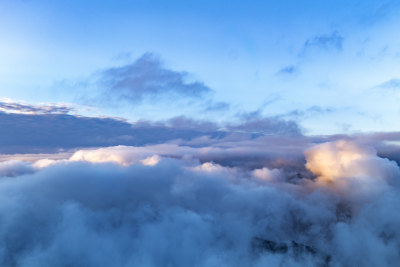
[98,53,212,103]
[228,110,302,136]
[0,100,72,115]
[305,140,400,201]
[0,111,303,154]
[0,160,35,177]
[0,112,213,153]
[277,65,297,75]
[253,167,284,182]
[0,140,399,266]
[202,101,230,112]
[376,78,400,89]
[282,105,335,119]
[166,116,219,132]
[303,31,344,52]
[69,145,169,166]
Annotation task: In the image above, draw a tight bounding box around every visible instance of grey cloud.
[0,160,35,177]
[98,53,212,103]
[0,111,302,154]
[229,110,302,136]
[166,116,219,132]
[4,108,400,174]
[0,111,221,154]
[0,101,72,114]
[303,31,344,52]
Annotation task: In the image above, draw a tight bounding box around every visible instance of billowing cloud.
[305,140,400,201]
[0,140,399,266]
[98,53,212,103]
[0,160,35,177]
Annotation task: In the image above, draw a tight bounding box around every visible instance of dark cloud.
[0,101,72,114]
[98,53,212,103]
[0,111,303,154]
[166,116,219,132]
[0,112,211,153]
[303,31,344,52]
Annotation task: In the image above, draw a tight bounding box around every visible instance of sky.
[1,0,400,134]
[2,1,400,266]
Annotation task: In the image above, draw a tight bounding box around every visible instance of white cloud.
[305,140,400,201]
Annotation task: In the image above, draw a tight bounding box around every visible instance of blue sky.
[1,0,400,134]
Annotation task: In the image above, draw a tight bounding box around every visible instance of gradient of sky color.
[1,0,400,134]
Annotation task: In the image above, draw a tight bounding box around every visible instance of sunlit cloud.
[0,140,399,265]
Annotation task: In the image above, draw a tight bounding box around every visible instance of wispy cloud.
[277,65,297,75]
[376,78,400,89]
[202,101,230,112]
[282,105,336,119]
[302,31,344,52]
[0,100,73,115]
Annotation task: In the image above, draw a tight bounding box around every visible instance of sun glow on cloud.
[69,146,154,166]
[305,140,400,199]
[0,140,399,265]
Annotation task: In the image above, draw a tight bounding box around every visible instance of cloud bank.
[0,140,399,266]
[0,110,303,154]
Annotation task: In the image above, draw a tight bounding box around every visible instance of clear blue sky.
[1,0,400,134]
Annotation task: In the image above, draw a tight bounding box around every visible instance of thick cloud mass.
[0,141,399,266]
[0,110,303,154]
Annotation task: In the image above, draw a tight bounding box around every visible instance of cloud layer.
[0,110,303,154]
[0,140,399,266]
